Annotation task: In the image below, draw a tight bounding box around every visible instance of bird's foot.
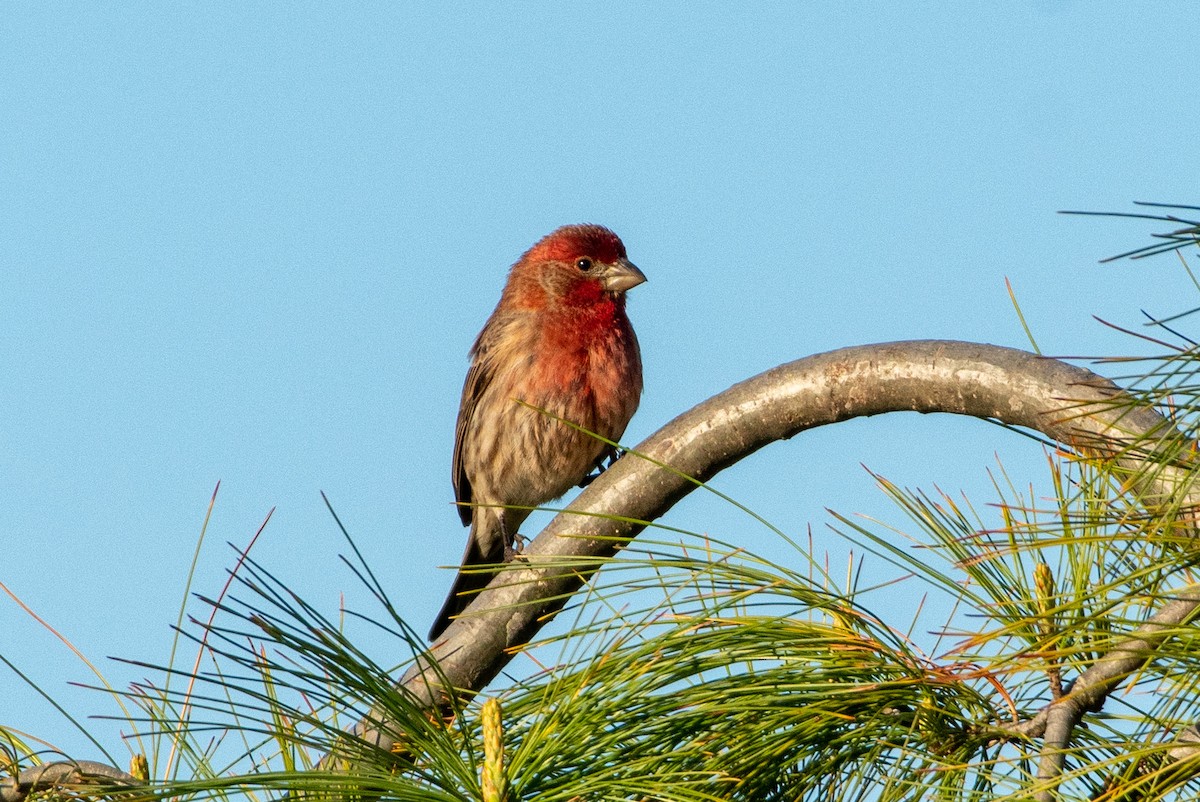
[504,533,529,562]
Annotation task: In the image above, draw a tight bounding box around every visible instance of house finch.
[428,224,646,640]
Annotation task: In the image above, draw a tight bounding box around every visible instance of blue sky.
[4,3,1199,763]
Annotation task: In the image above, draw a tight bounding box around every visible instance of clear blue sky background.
[4,2,1199,764]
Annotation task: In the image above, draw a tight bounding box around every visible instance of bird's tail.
[428,528,503,641]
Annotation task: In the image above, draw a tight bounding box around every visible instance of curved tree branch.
[343,339,1199,802]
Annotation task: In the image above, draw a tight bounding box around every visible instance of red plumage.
[429,224,645,640]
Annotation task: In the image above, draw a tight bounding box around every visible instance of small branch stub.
[1,761,140,802]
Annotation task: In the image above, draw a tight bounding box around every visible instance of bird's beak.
[602,258,647,293]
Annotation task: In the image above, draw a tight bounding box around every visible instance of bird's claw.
[504,533,529,562]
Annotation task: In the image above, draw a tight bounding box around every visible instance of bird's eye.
[575,257,593,272]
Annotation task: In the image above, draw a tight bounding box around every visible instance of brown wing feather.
[453,315,504,527]
[452,360,487,526]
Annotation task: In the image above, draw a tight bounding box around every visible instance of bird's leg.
[501,518,529,562]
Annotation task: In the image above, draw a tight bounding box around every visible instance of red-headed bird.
[429,225,645,640]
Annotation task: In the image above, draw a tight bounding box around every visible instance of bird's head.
[512,224,647,309]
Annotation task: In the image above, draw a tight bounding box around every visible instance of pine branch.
[342,339,1199,802]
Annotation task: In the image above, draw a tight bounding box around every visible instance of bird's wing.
[452,343,493,527]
